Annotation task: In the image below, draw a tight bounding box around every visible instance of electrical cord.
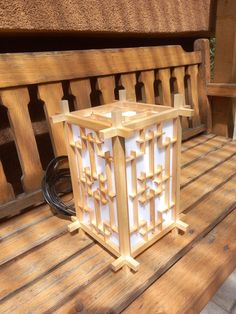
[42,155,76,216]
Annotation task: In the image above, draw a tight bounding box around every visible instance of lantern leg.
[68,216,80,232]
[111,256,140,272]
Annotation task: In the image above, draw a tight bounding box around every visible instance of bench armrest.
[207,83,236,98]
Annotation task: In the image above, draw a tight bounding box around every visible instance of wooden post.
[211,0,236,137]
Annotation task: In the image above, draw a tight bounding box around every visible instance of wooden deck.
[0,133,236,314]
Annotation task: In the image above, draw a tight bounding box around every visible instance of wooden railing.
[0,39,210,218]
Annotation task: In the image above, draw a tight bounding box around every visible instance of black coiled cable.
[42,156,75,216]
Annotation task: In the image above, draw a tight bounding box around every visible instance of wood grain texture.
[124,209,236,314]
[0,160,15,204]
[0,47,201,88]
[181,140,236,188]
[140,70,155,103]
[207,83,236,97]
[70,78,92,109]
[97,76,115,104]
[38,82,66,156]
[194,39,211,131]
[181,136,230,167]
[1,87,44,192]
[0,215,67,266]
[0,134,235,313]
[56,166,236,313]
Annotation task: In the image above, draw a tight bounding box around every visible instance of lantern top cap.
[51,99,193,139]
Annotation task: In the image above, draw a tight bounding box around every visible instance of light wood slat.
[140,70,155,103]
[57,174,236,313]
[0,47,201,88]
[194,39,211,131]
[0,160,15,204]
[172,67,189,129]
[186,65,201,127]
[124,209,236,314]
[157,68,172,106]
[97,76,115,104]
[120,73,136,101]
[69,78,91,109]
[1,87,44,192]
[38,82,66,156]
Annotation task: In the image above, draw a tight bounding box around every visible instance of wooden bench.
[0,39,211,219]
[0,133,235,313]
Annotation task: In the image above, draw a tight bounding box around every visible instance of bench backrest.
[0,39,210,218]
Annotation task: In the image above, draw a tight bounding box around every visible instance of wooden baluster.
[157,69,172,106]
[38,82,66,156]
[140,71,155,104]
[172,67,189,129]
[70,78,91,110]
[120,73,136,101]
[0,160,15,204]
[194,39,211,131]
[186,65,201,127]
[1,87,44,192]
[97,76,115,104]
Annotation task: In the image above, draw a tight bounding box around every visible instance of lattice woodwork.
[53,96,192,271]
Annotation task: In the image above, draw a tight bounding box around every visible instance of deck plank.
[56,175,236,313]
[124,209,236,314]
[0,245,113,313]
[0,232,93,301]
[0,203,53,241]
[181,154,236,212]
[181,133,215,152]
[0,215,68,266]
[181,136,230,167]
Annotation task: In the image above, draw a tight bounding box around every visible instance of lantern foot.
[111,255,140,272]
[68,216,80,232]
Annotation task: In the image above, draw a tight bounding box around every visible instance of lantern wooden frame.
[52,95,193,272]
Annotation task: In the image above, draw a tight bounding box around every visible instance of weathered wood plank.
[207,83,236,97]
[0,232,93,302]
[0,216,67,266]
[181,136,230,167]
[0,47,201,88]
[124,209,236,314]
[181,154,236,212]
[181,140,236,187]
[56,175,236,313]
[181,133,215,152]
[0,189,44,219]
[0,245,113,313]
[0,203,53,241]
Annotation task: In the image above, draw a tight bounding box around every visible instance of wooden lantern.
[52,94,193,271]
